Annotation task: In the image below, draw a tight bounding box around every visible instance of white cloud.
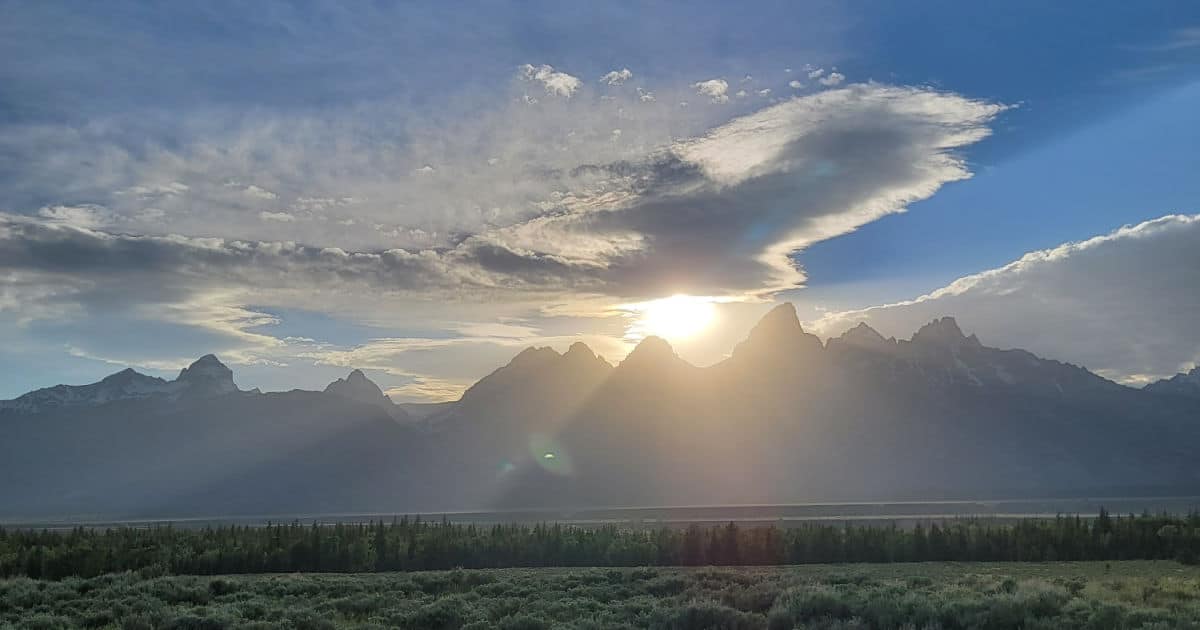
[385,376,474,403]
[116,182,190,199]
[520,64,582,98]
[807,214,1200,384]
[692,78,730,103]
[2,84,1004,305]
[735,90,748,98]
[807,68,825,79]
[819,72,845,86]
[637,87,655,102]
[0,83,1006,399]
[223,182,279,200]
[758,88,772,97]
[243,185,278,200]
[36,204,115,229]
[259,211,296,222]
[789,80,803,89]
[600,68,633,86]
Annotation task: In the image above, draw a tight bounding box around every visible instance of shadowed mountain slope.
[2,308,1199,518]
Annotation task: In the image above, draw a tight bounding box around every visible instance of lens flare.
[529,434,573,476]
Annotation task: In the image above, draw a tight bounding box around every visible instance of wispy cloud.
[1128,26,1200,52]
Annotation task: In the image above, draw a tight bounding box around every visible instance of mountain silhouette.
[1145,366,1200,399]
[2,305,1199,519]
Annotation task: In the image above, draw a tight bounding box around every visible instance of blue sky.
[2,1,1198,399]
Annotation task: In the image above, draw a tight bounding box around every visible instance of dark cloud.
[0,86,1004,309]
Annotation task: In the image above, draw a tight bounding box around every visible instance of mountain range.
[2,304,1199,519]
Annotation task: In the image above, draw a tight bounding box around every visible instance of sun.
[624,295,719,342]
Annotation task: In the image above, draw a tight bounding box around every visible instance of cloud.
[115,182,190,200]
[0,84,1003,398]
[520,64,582,97]
[225,182,279,200]
[36,204,115,229]
[789,80,803,89]
[758,88,772,97]
[819,72,845,86]
[1,84,1003,305]
[1160,26,1200,50]
[1130,26,1200,52]
[807,214,1200,384]
[385,376,474,403]
[808,68,825,79]
[243,185,278,200]
[600,68,633,86]
[692,79,730,103]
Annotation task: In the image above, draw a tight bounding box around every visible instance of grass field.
[2,561,1199,629]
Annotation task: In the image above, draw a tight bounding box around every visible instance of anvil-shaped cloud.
[0,85,1002,307]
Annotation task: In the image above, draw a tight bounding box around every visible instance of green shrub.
[404,595,475,629]
[496,614,553,630]
[652,601,766,630]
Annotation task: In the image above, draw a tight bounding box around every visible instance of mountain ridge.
[3,306,1199,518]
[6,310,1183,409]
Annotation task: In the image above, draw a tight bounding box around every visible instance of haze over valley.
[4,304,1199,521]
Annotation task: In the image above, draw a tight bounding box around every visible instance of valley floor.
[3,561,1200,629]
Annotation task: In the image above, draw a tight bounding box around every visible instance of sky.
[2,1,1199,400]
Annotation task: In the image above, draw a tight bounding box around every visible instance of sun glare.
[624,294,719,342]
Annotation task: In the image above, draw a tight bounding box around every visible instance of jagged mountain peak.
[325,369,386,399]
[1,366,175,413]
[733,302,823,360]
[509,346,562,367]
[758,302,801,328]
[1145,364,1200,398]
[564,341,613,369]
[178,354,230,377]
[323,369,404,419]
[827,321,894,353]
[189,353,224,367]
[910,317,981,349]
[564,341,595,359]
[175,354,238,396]
[623,335,677,364]
[843,321,886,342]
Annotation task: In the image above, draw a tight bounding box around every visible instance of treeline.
[2,509,1198,580]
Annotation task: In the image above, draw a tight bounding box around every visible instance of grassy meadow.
[3,561,1200,629]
